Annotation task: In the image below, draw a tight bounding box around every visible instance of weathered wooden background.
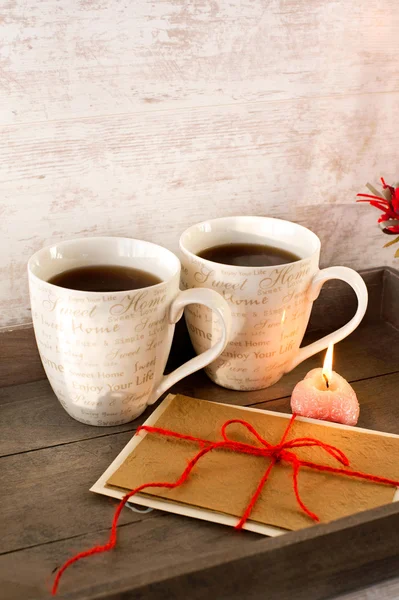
[1,0,398,328]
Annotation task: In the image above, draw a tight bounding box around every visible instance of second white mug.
[180,216,368,391]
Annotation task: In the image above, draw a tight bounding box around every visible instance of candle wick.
[323,373,329,389]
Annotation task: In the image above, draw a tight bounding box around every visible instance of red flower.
[392,188,399,213]
[357,177,399,235]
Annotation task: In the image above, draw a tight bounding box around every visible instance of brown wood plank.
[0,514,261,600]
[0,431,154,555]
[58,503,399,600]
[305,267,383,333]
[0,379,151,458]
[0,326,44,388]
[1,502,398,600]
[382,267,399,332]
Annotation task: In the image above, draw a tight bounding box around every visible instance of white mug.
[28,237,231,426]
[180,216,368,391]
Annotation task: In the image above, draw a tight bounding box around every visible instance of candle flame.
[281,309,286,325]
[322,343,334,388]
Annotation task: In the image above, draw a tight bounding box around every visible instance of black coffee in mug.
[48,265,162,292]
[197,243,300,267]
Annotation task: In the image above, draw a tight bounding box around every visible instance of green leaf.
[366,183,384,198]
[394,247,399,258]
[382,187,392,201]
[384,236,399,248]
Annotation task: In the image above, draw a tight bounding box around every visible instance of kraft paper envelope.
[91,394,399,536]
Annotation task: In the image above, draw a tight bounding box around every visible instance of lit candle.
[290,343,359,426]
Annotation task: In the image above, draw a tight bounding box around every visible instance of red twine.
[52,414,399,595]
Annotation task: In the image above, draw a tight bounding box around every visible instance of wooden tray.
[1,267,399,600]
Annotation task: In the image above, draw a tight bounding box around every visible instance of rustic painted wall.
[1,0,398,328]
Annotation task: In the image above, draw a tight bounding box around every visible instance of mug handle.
[148,287,232,404]
[285,266,368,372]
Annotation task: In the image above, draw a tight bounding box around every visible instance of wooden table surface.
[333,577,399,600]
[2,271,399,600]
